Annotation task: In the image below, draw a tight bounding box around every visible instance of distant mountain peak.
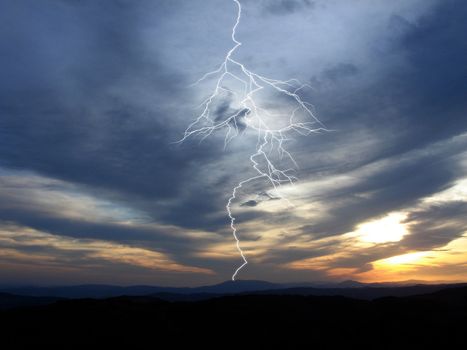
[337,280,366,288]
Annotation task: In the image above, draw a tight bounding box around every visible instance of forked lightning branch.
[179,0,327,280]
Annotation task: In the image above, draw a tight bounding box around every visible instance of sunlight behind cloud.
[382,251,430,265]
[357,213,408,244]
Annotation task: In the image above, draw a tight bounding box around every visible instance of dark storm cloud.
[0,235,104,268]
[212,96,249,132]
[0,0,191,183]
[300,136,464,238]
[386,0,467,150]
[0,0,467,284]
[294,0,467,240]
[263,0,314,15]
[241,200,258,207]
[261,239,338,265]
[305,0,467,161]
[0,207,207,254]
[0,0,233,231]
[240,191,280,207]
[401,201,467,251]
[5,0,464,240]
[320,63,358,82]
[156,185,230,231]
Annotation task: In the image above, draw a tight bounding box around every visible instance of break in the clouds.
[0,0,466,285]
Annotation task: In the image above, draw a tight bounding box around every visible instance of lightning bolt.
[178,0,327,281]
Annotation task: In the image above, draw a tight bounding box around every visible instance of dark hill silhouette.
[0,280,283,298]
[2,279,465,300]
[0,293,63,310]
[1,286,467,348]
[244,283,467,300]
[408,285,467,306]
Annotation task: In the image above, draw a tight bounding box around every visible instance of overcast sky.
[1,0,466,286]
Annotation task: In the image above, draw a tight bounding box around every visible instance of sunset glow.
[357,213,408,244]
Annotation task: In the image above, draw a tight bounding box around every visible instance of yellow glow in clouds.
[358,213,408,244]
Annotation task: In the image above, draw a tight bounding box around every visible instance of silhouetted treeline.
[1,287,467,348]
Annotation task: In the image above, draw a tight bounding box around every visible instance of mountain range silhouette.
[1,280,467,348]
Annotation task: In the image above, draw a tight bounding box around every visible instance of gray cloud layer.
[0,0,466,284]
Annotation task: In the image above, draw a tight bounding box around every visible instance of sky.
[0,0,466,286]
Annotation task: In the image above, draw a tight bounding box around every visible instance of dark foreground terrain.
[1,286,467,348]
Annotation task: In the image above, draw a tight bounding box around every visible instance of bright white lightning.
[179,0,327,281]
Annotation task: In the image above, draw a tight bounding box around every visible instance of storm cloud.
[0,0,466,285]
